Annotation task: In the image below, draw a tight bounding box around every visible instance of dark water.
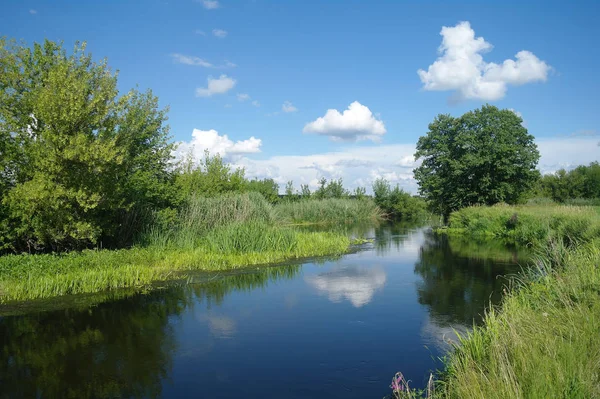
[0,224,526,399]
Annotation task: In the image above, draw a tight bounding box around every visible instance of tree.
[0,38,174,251]
[414,105,540,219]
[535,162,600,202]
[372,178,426,220]
[175,150,246,202]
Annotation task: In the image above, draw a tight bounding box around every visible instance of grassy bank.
[0,192,377,302]
[0,228,349,302]
[425,205,600,398]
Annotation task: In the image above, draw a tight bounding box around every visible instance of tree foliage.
[0,38,174,251]
[372,178,426,220]
[535,162,600,202]
[414,105,540,219]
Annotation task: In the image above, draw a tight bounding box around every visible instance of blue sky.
[2,0,599,192]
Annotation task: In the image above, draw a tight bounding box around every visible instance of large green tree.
[414,105,540,219]
[0,38,174,252]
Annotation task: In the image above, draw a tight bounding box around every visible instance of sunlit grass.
[428,204,600,399]
[274,197,383,225]
[0,228,350,302]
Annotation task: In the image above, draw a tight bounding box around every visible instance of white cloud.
[303,101,386,142]
[200,0,219,10]
[212,29,228,38]
[418,21,551,101]
[251,100,260,107]
[171,54,235,69]
[29,9,37,14]
[305,266,387,307]
[175,129,261,162]
[282,101,298,113]
[537,137,600,175]
[195,75,236,97]
[195,29,206,36]
[171,53,213,67]
[224,104,232,108]
[237,93,250,102]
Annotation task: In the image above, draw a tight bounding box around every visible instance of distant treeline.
[534,162,600,203]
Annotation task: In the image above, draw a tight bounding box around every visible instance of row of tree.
[535,162,600,202]
[1,38,595,252]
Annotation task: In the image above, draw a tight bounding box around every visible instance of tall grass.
[423,204,600,399]
[439,239,600,398]
[0,229,350,302]
[444,204,600,247]
[144,192,275,248]
[274,198,383,225]
[0,192,379,302]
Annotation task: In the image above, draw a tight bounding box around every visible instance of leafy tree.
[246,178,279,204]
[175,150,245,201]
[535,162,600,202]
[300,184,311,199]
[372,178,426,220]
[0,38,174,252]
[313,178,348,199]
[353,186,366,199]
[284,180,295,199]
[414,105,540,219]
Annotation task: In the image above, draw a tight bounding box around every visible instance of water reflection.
[0,289,186,398]
[0,265,302,398]
[0,225,527,398]
[414,231,527,348]
[305,265,387,307]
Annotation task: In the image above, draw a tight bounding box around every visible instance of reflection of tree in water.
[373,222,426,255]
[0,264,302,399]
[414,231,524,327]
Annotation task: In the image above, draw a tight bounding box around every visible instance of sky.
[2,0,599,193]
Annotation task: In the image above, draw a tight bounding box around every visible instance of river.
[0,224,526,398]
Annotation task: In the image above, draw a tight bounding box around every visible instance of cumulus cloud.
[29,9,37,14]
[282,101,298,113]
[195,29,206,36]
[303,101,386,142]
[200,0,219,10]
[195,75,236,97]
[212,29,228,38]
[418,21,551,101]
[251,100,260,107]
[175,129,261,162]
[305,266,387,307]
[237,93,250,102]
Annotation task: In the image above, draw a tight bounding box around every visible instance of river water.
[0,224,526,398]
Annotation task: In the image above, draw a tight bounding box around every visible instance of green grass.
[0,192,379,302]
[0,227,350,302]
[427,204,600,399]
[443,204,600,247]
[274,197,383,225]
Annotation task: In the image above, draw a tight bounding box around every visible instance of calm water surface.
[0,224,526,398]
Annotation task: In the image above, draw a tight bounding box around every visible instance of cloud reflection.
[305,265,386,307]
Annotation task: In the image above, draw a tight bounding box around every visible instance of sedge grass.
[0,227,350,302]
[428,204,600,399]
[274,197,383,225]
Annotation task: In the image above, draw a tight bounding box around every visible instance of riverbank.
[431,204,600,398]
[0,228,350,302]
